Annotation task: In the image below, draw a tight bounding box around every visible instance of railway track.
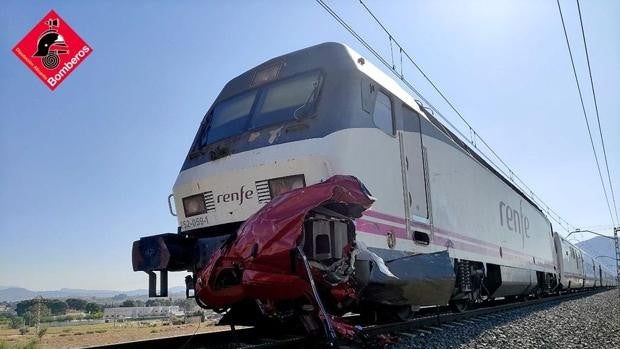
[359,288,604,339]
[85,288,607,349]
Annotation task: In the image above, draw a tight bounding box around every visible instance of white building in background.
[0,304,11,313]
[103,306,183,320]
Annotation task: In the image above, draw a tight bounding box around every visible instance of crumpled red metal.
[195,175,374,309]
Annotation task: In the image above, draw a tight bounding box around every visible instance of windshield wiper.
[189,145,207,159]
[294,77,322,119]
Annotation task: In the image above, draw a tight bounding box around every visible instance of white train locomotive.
[132,42,616,335]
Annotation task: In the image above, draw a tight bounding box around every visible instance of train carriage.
[132,43,615,332]
[557,236,585,289]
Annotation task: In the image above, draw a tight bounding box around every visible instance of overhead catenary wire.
[578,224,616,231]
[575,0,619,224]
[315,0,576,232]
[356,0,576,231]
[556,0,616,227]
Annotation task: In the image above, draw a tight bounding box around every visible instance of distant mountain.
[0,286,186,302]
[0,288,37,302]
[577,236,618,272]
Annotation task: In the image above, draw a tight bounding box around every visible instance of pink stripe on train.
[363,210,544,259]
[357,211,555,270]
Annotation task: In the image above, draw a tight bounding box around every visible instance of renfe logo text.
[499,200,530,238]
[217,186,254,206]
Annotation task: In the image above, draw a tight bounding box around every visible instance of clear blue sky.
[1,1,618,291]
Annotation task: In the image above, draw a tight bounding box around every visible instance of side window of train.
[373,91,394,135]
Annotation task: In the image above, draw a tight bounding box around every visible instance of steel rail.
[359,288,607,337]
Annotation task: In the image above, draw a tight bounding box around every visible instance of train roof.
[214,42,427,116]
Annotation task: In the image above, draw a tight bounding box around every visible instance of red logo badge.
[12,10,92,90]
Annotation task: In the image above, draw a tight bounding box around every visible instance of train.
[131,42,617,339]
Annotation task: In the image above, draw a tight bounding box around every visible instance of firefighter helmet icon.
[33,18,68,69]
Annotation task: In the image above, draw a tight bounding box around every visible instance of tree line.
[118,298,193,311]
[6,298,104,328]
[15,298,103,316]
[4,297,195,328]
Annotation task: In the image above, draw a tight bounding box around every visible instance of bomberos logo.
[12,10,92,90]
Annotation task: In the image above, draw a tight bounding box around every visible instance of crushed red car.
[194,176,372,336]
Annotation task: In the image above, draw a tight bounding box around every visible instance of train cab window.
[252,72,322,129]
[206,90,258,144]
[197,71,322,148]
[373,91,394,135]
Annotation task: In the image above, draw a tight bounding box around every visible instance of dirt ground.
[0,321,230,349]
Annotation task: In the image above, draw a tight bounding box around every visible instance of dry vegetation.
[0,320,229,349]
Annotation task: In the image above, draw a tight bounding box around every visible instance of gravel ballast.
[391,290,620,349]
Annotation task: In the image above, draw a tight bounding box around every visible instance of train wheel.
[534,289,543,299]
[373,305,414,322]
[450,300,469,313]
[392,306,414,321]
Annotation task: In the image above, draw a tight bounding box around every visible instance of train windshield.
[199,71,322,146]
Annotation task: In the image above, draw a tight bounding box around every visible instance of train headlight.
[182,194,207,217]
[268,175,306,198]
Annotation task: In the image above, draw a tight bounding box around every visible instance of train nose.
[173,154,332,232]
